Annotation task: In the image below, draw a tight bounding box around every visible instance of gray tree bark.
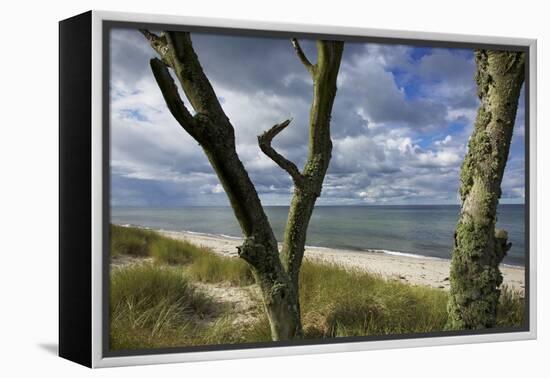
[447,50,525,329]
[141,30,343,340]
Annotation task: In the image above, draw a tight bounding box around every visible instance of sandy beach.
[159,229,525,294]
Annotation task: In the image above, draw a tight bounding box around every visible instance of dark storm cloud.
[192,33,314,98]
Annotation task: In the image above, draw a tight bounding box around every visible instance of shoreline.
[152,228,525,294]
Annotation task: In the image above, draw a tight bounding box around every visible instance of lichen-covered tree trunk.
[259,40,344,325]
[280,41,344,290]
[141,30,343,340]
[447,50,525,329]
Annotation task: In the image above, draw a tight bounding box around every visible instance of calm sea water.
[111,205,525,266]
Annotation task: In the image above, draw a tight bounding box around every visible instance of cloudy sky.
[109,28,525,207]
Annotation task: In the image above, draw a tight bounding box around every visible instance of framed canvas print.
[59,10,537,368]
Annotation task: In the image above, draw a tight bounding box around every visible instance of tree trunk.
[204,148,301,340]
[447,50,525,329]
[259,40,344,329]
[281,40,344,291]
[141,31,343,340]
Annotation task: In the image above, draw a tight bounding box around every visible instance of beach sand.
[159,229,525,294]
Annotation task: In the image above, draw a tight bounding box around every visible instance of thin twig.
[291,38,315,76]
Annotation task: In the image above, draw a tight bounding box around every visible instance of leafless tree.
[141,30,343,339]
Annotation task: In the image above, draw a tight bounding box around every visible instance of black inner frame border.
[101,19,531,358]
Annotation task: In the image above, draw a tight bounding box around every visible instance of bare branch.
[291,38,315,76]
[139,29,171,65]
[158,31,227,119]
[149,58,198,136]
[258,119,304,186]
[139,29,159,42]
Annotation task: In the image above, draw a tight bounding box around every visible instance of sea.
[111,204,526,267]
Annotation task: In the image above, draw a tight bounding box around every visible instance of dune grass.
[495,286,526,328]
[110,263,210,349]
[231,261,524,341]
[109,224,525,350]
[111,224,254,285]
[149,237,196,265]
[110,225,160,258]
[185,251,254,286]
[298,261,449,337]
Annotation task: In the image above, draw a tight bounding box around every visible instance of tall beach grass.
[109,224,525,350]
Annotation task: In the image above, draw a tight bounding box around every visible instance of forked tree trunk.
[260,40,344,321]
[141,30,343,340]
[447,50,525,329]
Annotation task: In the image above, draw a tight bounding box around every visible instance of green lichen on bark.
[459,108,492,202]
[280,40,344,290]
[256,40,344,313]
[447,49,525,330]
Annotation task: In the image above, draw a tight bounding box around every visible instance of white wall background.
[0,0,546,376]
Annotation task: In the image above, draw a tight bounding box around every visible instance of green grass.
[110,263,259,349]
[239,261,524,341]
[111,224,254,285]
[298,261,449,337]
[495,286,526,328]
[149,237,196,265]
[110,263,211,349]
[110,224,525,350]
[185,251,254,286]
[110,225,160,258]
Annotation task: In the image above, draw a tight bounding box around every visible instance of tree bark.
[280,40,344,290]
[447,50,525,329]
[142,31,343,340]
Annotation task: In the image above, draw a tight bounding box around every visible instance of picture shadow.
[38,343,58,356]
